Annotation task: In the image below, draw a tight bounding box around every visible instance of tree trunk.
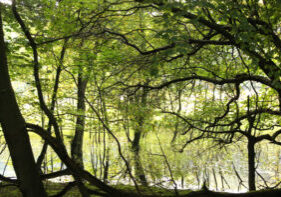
[36,39,67,169]
[247,138,256,191]
[132,122,147,186]
[0,5,47,197]
[131,88,148,186]
[71,68,88,168]
[133,149,148,186]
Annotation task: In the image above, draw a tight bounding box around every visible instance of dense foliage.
[1,0,281,196]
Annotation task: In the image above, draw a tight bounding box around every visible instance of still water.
[0,132,280,193]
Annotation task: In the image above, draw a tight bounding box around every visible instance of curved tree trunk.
[36,39,68,169]
[27,123,128,197]
[0,5,47,197]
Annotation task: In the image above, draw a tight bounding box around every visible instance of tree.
[127,0,281,192]
[3,0,281,196]
[0,3,47,197]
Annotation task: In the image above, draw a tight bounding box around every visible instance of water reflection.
[0,133,280,193]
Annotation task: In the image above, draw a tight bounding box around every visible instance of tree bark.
[133,151,148,186]
[0,5,47,197]
[131,88,148,186]
[247,138,256,191]
[71,68,88,168]
[27,123,128,197]
[37,39,68,169]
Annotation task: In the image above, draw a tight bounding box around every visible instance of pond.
[0,131,280,193]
